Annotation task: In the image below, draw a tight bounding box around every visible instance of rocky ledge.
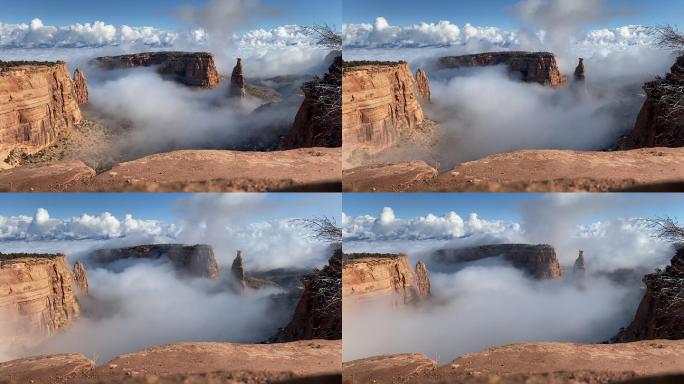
[93,52,222,89]
[343,147,684,192]
[343,340,684,384]
[0,148,342,192]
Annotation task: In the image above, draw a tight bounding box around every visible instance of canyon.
[342,253,431,305]
[342,52,684,192]
[0,253,87,348]
[342,61,428,162]
[0,61,87,165]
[433,244,563,279]
[436,51,567,87]
[92,52,222,89]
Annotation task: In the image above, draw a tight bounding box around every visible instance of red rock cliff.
[0,254,83,347]
[72,68,89,105]
[342,254,431,305]
[433,244,563,279]
[437,52,566,87]
[0,61,84,162]
[93,52,222,89]
[342,61,425,160]
[620,55,684,149]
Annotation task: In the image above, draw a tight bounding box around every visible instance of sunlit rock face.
[433,244,563,280]
[0,254,83,347]
[342,254,431,305]
[0,62,84,162]
[437,51,567,87]
[342,61,425,160]
[93,52,222,89]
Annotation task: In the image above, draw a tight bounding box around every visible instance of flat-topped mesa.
[229,58,246,98]
[88,244,220,279]
[282,53,343,149]
[72,68,89,104]
[272,248,342,342]
[342,253,431,305]
[433,244,563,279]
[0,61,84,161]
[613,247,684,342]
[92,52,222,89]
[415,68,431,102]
[574,58,586,81]
[437,51,567,87]
[342,61,425,159]
[0,253,82,347]
[619,55,684,149]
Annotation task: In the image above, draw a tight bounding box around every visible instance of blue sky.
[343,0,684,29]
[0,193,341,223]
[343,193,684,224]
[0,0,341,30]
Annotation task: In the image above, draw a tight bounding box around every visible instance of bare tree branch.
[649,25,684,53]
[302,24,342,50]
[292,216,342,245]
[641,216,684,243]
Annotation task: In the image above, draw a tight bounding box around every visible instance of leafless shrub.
[649,25,684,53]
[293,216,342,246]
[642,216,684,243]
[302,24,342,51]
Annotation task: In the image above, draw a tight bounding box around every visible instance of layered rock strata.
[0,62,84,161]
[613,247,684,342]
[342,254,431,304]
[282,53,342,149]
[414,68,431,101]
[88,244,220,279]
[342,61,425,159]
[72,68,89,104]
[72,260,89,293]
[437,52,566,87]
[620,55,684,149]
[433,244,563,279]
[0,254,82,347]
[272,248,342,342]
[93,52,221,88]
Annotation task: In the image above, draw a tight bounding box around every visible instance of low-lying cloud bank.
[343,195,677,363]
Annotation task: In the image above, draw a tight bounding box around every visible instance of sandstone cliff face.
[72,68,89,105]
[437,52,566,87]
[414,68,431,102]
[72,260,89,293]
[0,62,84,161]
[93,52,222,88]
[342,61,425,159]
[342,254,431,305]
[433,244,563,279]
[282,54,342,149]
[614,247,684,342]
[88,244,220,279]
[0,254,81,347]
[272,248,342,342]
[620,55,684,149]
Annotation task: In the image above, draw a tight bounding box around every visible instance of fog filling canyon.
[342,195,677,363]
[0,194,335,363]
[344,0,677,169]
